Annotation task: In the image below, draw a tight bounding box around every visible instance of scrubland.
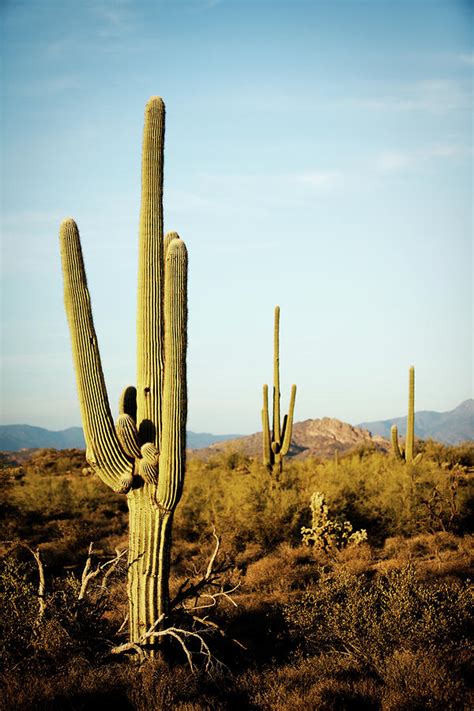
[1,442,473,710]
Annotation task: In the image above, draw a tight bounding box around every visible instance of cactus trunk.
[60,97,187,654]
[405,366,415,463]
[128,494,173,641]
[262,306,296,474]
[391,366,418,464]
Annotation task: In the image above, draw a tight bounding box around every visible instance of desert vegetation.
[1,442,473,709]
[2,97,472,710]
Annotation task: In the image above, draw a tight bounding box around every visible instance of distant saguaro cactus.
[60,97,187,650]
[262,306,296,474]
[391,366,421,463]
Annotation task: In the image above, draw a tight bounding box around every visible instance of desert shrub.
[284,564,473,681]
[0,556,40,666]
[420,440,474,468]
[2,464,128,564]
[175,458,304,555]
[243,543,316,593]
[0,549,120,672]
[241,655,380,711]
[296,453,474,542]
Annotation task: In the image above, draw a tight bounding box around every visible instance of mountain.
[0,425,86,451]
[0,425,241,452]
[192,418,389,461]
[358,399,474,445]
[1,400,471,453]
[186,431,242,449]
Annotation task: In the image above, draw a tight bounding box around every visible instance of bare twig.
[171,527,235,610]
[116,613,129,635]
[79,543,128,600]
[25,546,46,620]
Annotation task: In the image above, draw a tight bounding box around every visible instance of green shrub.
[284,564,473,680]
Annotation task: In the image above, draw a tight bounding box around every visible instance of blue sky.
[1,0,472,434]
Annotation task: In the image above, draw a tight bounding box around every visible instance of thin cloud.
[93,1,136,38]
[291,171,342,191]
[189,0,224,12]
[17,75,80,97]
[347,79,470,114]
[377,144,471,173]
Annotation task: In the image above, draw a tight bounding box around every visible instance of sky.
[1,0,472,434]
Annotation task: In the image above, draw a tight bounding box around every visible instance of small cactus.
[60,97,187,652]
[262,306,296,474]
[391,366,422,464]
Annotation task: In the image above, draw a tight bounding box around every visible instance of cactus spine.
[60,97,187,651]
[391,366,420,463]
[262,306,296,474]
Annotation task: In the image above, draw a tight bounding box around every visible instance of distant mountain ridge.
[0,424,241,452]
[1,400,471,452]
[0,425,86,451]
[358,399,474,445]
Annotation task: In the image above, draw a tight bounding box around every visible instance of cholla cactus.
[301,492,367,552]
[60,97,187,650]
[262,306,296,474]
[391,366,422,464]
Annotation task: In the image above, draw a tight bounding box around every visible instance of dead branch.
[116,613,129,635]
[110,613,220,672]
[171,528,236,610]
[79,543,128,600]
[112,529,242,670]
[25,545,46,620]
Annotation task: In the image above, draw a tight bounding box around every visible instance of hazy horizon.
[1,0,472,434]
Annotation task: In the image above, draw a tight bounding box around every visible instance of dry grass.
[1,445,473,709]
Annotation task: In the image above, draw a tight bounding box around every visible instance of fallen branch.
[110,613,220,672]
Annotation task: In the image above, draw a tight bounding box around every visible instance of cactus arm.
[116,414,142,460]
[405,366,415,462]
[155,237,188,511]
[164,231,179,257]
[262,385,272,468]
[272,305,281,445]
[136,97,165,449]
[391,424,404,461]
[59,218,133,492]
[280,384,297,456]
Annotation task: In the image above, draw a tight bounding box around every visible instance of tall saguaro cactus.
[391,366,420,463]
[59,97,188,649]
[262,306,297,474]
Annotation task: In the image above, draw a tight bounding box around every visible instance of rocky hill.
[191,417,389,461]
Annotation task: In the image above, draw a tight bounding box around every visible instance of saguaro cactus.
[391,366,421,463]
[262,306,296,474]
[60,97,187,649]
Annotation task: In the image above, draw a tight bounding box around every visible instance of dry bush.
[243,543,317,593]
[241,655,380,711]
[378,532,474,578]
[283,563,473,706]
[381,649,472,710]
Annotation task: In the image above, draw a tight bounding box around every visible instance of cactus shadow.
[138,419,156,445]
